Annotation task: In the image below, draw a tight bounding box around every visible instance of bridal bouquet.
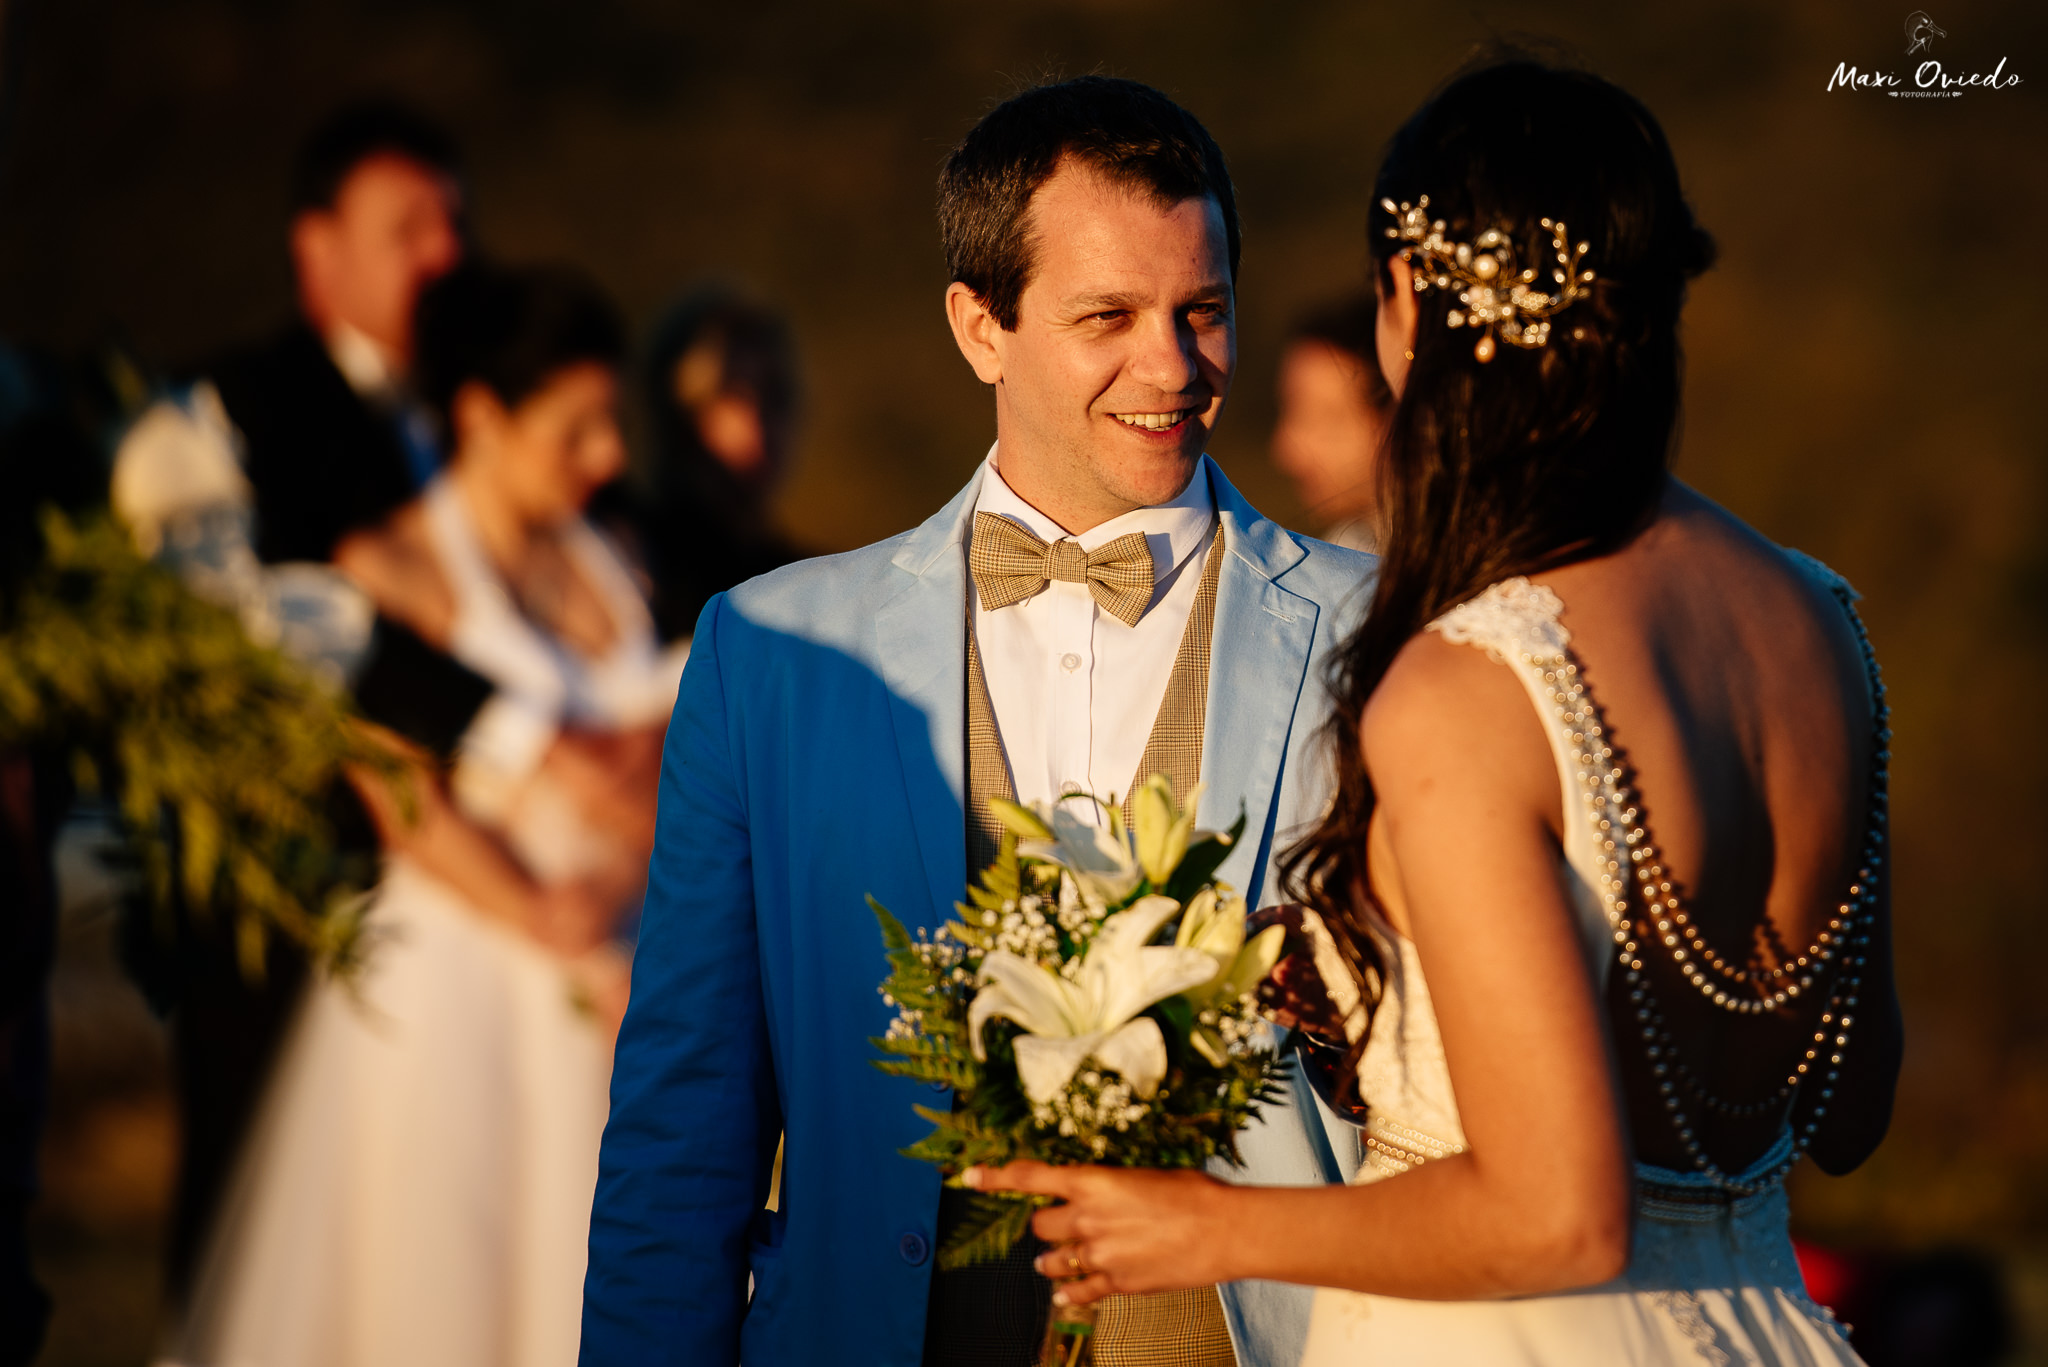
[870,775,1285,1354]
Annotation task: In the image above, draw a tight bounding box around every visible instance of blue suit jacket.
[583,458,1372,1367]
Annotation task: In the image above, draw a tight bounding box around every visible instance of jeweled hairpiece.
[1381,195,1595,363]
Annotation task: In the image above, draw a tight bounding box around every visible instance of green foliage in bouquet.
[871,776,1287,1270]
[0,509,398,978]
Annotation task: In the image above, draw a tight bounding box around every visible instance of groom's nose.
[1125,309,1204,395]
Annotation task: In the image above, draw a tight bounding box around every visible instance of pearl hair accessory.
[1382,195,1595,363]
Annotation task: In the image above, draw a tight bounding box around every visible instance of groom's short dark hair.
[938,76,1240,331]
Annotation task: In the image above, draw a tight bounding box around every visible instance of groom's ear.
[945,281,1006,386]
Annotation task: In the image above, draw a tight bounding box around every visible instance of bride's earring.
[1404,349,1415,360]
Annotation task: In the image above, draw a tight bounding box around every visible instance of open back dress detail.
[1300,565,1883,1367]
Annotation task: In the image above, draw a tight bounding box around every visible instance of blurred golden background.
[2,1,2042,1363]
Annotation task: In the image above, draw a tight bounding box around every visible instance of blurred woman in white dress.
[977,58,1901,1365]
[169,263,685,1367]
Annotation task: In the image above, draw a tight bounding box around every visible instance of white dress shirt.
[325,320,403,402]
[327,321,442,489]
[970,446,1218,823]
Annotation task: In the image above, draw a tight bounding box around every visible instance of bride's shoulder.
[1645,485,1864,641]
[1651,481,1853,592]
[1367,572,1571,736]
[1362,607,1557,786]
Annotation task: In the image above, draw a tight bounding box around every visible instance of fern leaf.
[936,1192,1044,1270]
[870,896,914,954]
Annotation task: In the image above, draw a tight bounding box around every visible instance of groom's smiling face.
[948,158,1236,532]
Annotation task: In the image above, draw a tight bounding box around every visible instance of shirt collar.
[325,321,401,402]
[972,442,1217,585]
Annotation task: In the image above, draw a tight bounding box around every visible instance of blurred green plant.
[0,507,399,980]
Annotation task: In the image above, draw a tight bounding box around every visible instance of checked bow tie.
[969,511,1155,627]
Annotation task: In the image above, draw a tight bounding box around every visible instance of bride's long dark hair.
[1283,58,1717,1097]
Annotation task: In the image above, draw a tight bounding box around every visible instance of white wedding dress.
[165,480,687,1367]
[1300,569,1872,1367]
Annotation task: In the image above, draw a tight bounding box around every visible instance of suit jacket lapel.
[872,465,983,927]
[1197,460,1319,904]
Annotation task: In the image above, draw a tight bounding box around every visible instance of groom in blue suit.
[583,77,1370,1367]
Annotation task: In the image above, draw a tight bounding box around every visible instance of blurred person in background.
[107,99,465,1317]
[163,262,682,1367]
[590,282,809,643]
[1269,293,1391,554]
[243,98,464,560]
[115,99,466,567]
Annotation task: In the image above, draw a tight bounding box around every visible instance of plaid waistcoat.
[927,528,1236,1367]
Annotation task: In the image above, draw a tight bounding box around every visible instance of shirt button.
[1060,652,1082,673]
[899,1230,931,1265]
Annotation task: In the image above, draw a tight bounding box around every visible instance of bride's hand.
[536,727,663,855]
[565,944,632,1041]
[528,880,623,957]
[963,1162,1238,1307]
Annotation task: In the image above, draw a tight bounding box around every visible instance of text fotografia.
[1828,57,2021,96]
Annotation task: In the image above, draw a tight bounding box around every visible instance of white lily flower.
[1174,886,1242,971]
[1132,777,1205,884]
[1015,800,1142,908]
[987,796,1054,842]
[968,894,1216,1103]
[1175,887,1286,1065]
[1217,924,1286,1002]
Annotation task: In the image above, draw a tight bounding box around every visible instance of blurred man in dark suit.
[225,100,467,563]
[116,100,465,569]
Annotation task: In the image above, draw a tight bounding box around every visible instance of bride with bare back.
[975,60,1900,1364]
